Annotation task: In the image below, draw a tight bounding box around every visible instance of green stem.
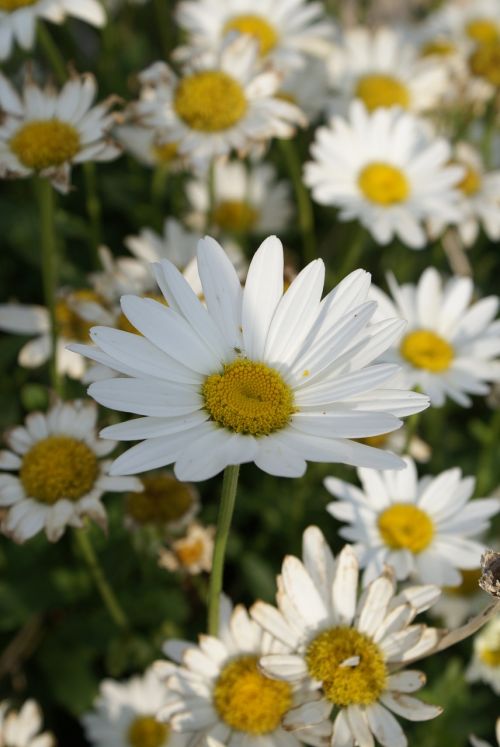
[206,158,216,233]
[337,224,367,280]
[37,23,67,84]
[279,138,316,264]
[154,0,171,59]
[403,411,421,454]
[83,162,102,268]
[151,164,168,212]
[75,528,130,631]
[476,408,500,496]
[207,465,240,636]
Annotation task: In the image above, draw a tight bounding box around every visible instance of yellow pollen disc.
[175,537,205,567]
[469,41,500,86]
[152,141,179,164]
[127,715,169,747]
[400,329,454,372]
[212,200,258,233]
[127,474,194,525]
[10,120,80,170]
[358,162,410,205]
[457,164,482,196]
[56,290,103,342]
[213,655,292,734]
[378,503,434,553]
[202,359,295,436]
[357,433,389,448]
[421,38,456,57]
[466,18,499,45]
[0,0,37,10]
[306,627,387,707]
[20,436,98,505]
[355,74,410,112]
[444,567,481,596]
[223,14,278,56]
[479,643,500,667]
[174,71,247,132]
[118,293,167,334]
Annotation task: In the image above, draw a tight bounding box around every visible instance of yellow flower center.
[10,120,80,170]
[358,162,410,205]
[213,655,293,734]
[202,359,295,436]
[175,536,205,567]
[444,568,481,596]
[223,14,278,56]
[469,41,500,86]
[479,642,500,667]
[127,474,195,526]
[20,436,98,505]
[306,627,387,707]
[420,38,457,57]
[152,141,179,165]
[212,200,258,233]
[355,74,410,112]
[400,329,454,372]
[457,164,482,196]
[127,716,169,747]
[174,71,247,132]
[56,290,103,342]
[378,503,434,553]
[0,0,37,10]
[466,18,499,45]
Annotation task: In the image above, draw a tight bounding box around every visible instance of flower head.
[466,615,500,694]
[158,522,214,574]
[0,699,54,747]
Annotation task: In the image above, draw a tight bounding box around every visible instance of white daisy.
[82,667,188,747]
[73,234,429,481]
[155,596,312,746]
[470,718,500,747]
[429,0,500,50]
[0,399,140,543]
[304,102,463,249]
[326,26,448,115]
[370,267,500,407]
[253,527,443,747]
[324,456,500,586]
[466,615,500,694]
[175,0,335,71]
[89,247,152,307]
[158,522,215,574]
[185,159,292,236]
[0,71,119,193]
[279,56,330,123]
[0,0,105,61]
[114,123,184,170]
[125,470,200,533]
[0,699,54,747]
[131,36,306,166]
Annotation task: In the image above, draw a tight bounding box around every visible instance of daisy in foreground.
[325,456,500,586]
[0,699,54,747]
[304,101,462,249]
[0,71,119,192]
[252,527,443,747]
[370,267,500,407]
[466,615,500,695]
[74,235,429,481]
[0,400,140,543]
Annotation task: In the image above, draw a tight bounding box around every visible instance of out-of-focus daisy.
[186,160,292,236]
[89,247,151,306]
[470,718,500,747]
[327,26,448,115]
[82,667,187,747]
[0,0,105,61]
[132,36,305,166]
[253,527,442,747]
[75,235,429,481]
[158,522,214,574]
[466,615,500,694]
[125,471,200,533]
[175,0,334,71]
[325,456,500,586]
[304,102,462,249]
[114,123,185,171]
[431,567,487,629]
[156,596,311,746]
[279,56,329,122]
[0,71,119,193]
[370,267,500,406]
[429,0,500,50]
[429,142,500,246]
[0,699,54,747]
[0,400,140,543]
[358,428,431,463]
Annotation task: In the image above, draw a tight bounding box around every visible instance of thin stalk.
[403,411,421,454]
[154,0,171,59]
[279,138,316,264]
[37,23,67,84]
[337,224,367,280]
[476,409,500,496]
[207,465,240,636]
[206,158,216,233]
[75,527,130,632]
[83,162,102,268]
[151,164,168,212]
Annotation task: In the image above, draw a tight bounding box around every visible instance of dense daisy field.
[0,0,500,745]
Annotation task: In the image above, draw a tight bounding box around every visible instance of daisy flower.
[131,36,306,166]
[429,0,500,50]
[0,0,105,61]
[0,699,54,747]
[114,123,184,170]
[0,71,120,193]
[466,615,500,694]
[370,267,500,406]
[470,718,500,747]
[185,160,292,236]
[326,26,448,115]
[82,667,188,747]
[158,522,215,574]
[304,102,463,249]
[0,400,140,543]
[155,596,312,746]
[74,234,429,481]
[175,0,334,71]
[253,527,443,747]
[125,471,200,533]
[279,57,330,123]
[324,456,500,586]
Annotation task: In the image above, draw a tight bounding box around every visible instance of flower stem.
[206,158,216,233]
[279,138,316,264]
[403,411,421,454]
[37,22,67,85]
[154,0,171,59]
[83,162,102,268]
[74,527,130,632]
[337,224,367,280]
[207,464,240,636]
